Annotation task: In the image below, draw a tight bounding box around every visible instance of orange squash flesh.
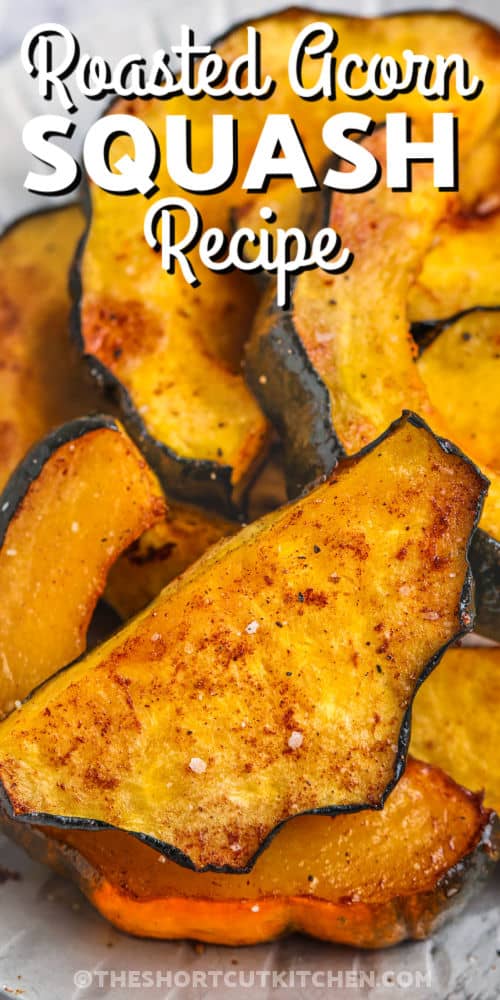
[105,503,237,619]
[411,647,500,814]
[77,9,499,509]
[0,414,486,871]
[416,309,500,481]
[0,206,103,491]
[2,758,496,947]
[246,130,500,546]
[0,417,166,715]
[0,205,246,617]
[408,212,500,324]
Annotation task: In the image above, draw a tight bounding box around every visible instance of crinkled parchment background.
[0,1,499,997]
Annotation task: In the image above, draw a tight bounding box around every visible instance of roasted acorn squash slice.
[0,206,243,614]
[416,308,500,639]
[75,8,500,512]
[0,413,486,870]
[408,213,500,325]
[245,129,500,640]
[2,758,497,947]
[105,503,237,619]
[0,206,104,490]
[412,646,500,812]
[416,309,500,477]
[0,417,166,715]
[246,127,454,492]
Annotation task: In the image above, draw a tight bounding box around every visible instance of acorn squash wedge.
[105,451,289,619]
[75,8,500,513]
[2,758,497,947]
[0,416,166,716]
[0,205,244,615]
[105,503,237,619]
[411,647,500,814]
[408,213,500,326]
[245,129,500,639]
[416,308,500,639]
[245,127,454,494]
[416,309,500,476]
[0,205,104,491]
[0,413,486,871]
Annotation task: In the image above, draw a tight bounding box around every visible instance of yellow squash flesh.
[0,419,166,715]
[0,414,485,869]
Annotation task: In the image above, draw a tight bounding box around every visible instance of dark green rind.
[0,415,120,550]
[245,294,344,498]
[0,412,487,874]
[243,179,341,498]
[69,173,252,521]
[469,530,500,642]
[411,306,500,354]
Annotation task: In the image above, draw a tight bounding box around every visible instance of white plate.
[0,2,499,997]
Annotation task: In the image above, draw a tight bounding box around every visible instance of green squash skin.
[469,530,500,642]
[243,181,341,498]
[411,306,500,354]
[245,293,344,498]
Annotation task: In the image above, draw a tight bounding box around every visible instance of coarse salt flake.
[189,757,207,774]
[151,632,162,642]
[251,904,260,912]
[6,549,16,557]
[71,521,79,533]
[245,620,259,634]
[288,731,303,750]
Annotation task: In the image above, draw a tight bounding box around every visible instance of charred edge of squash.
[0,783,497,948]
[411,306,500,353]
[0,415,120,550]
[245,302,344,497]
[70,180,249,521]
[428,808,500,927]
[244,176,345,497]
[0,411,488,873]
[469,529,500,642]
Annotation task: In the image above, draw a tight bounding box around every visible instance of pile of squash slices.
[0,7,499,950]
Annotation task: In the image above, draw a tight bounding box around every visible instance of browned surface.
[0,415,485,869]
